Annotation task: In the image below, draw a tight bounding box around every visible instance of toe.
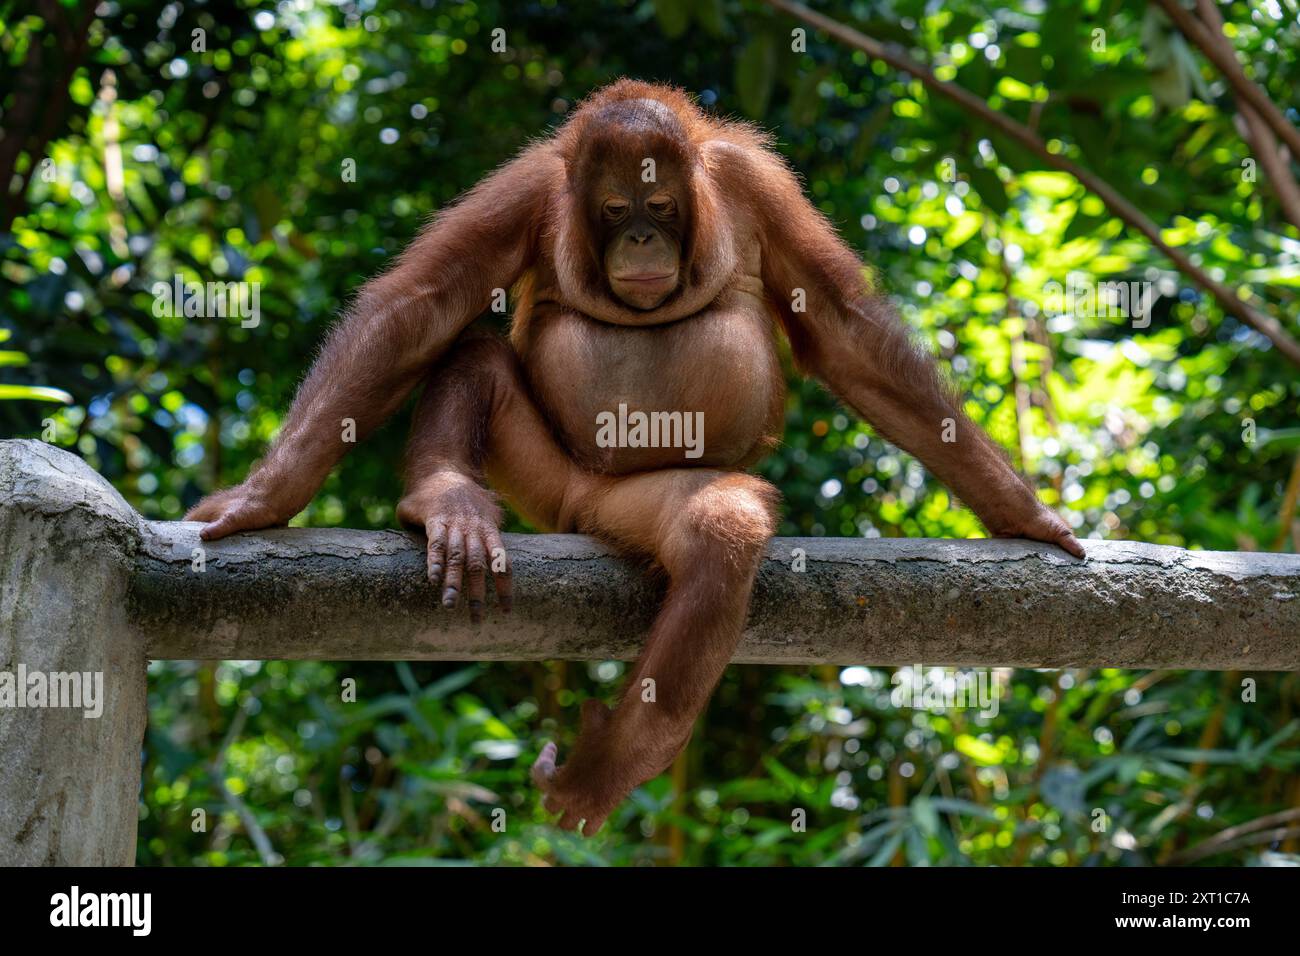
[531,742,558,788]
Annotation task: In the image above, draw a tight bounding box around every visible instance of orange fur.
[188,79,1082,833]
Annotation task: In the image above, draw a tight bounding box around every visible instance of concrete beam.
[6,437,1300,865]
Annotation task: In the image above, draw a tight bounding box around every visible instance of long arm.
[740,145,1082,556]
[187,144,559,539]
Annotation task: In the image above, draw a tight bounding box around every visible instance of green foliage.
[2,0,1298,866]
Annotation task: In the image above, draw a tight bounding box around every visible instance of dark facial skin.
[593,165,689,310]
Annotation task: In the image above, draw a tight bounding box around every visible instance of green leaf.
[790,67,829,127]
[736,34,777,119]
[866,830,905,867]
[995,76,1037,101]
[928,797,1004,822]
[420,665,483,700]
[1257,428,1300,451]
[1064,210,1109,242]
[911,796,940,837]
[956,733,1003,765]
[653,0,691,39]
[694,0,726,37]
[969,167,1008,216]
[943,211,984,248]
[762,756,804,796]
[0,384,73,403]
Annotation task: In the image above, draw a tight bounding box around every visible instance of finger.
[579,812,608,837]
[555,811,581,833]
[426,520,449,590]
[486,528,512,613]
[199,509,259,541]
[1058,533,1086,559]
[466,533,487,623]
[442,526,465,608]
[531,741,558,788]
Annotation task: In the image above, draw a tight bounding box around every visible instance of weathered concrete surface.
[0,440,147,865]
[2,444,1300,868]
[132,522,1300,668]
[4,438,1300,866]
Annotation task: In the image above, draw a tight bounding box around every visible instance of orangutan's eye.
[647,196,676,217]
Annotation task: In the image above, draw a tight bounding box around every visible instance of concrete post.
[0,440,146,865]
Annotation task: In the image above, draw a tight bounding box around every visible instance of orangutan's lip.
[614,273,676,283]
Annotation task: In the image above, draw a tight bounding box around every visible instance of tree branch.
[763,0,1300,368]
[1152,0,1300,162]
[209,690,282,866]
[1169,0,1300,233]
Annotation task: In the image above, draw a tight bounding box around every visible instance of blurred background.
[2,0,1298,865]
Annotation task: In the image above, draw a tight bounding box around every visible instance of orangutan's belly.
[521,286,784,474]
